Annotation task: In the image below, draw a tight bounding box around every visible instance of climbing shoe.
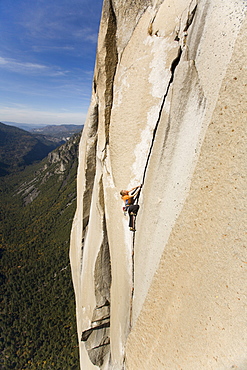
[130,227,136,231]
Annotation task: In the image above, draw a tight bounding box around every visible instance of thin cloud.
[0,71,93,103]
[0,56,69,76]
[32,45,75,53]
[0,56,46,70]
[73,27,99,43]
[85,34,98,43]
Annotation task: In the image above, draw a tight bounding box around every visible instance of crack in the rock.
[129,45,185,329]
[184,4,197,32]
[128,5,198,334]
[139,46,182,191]
[129,231,135,329]
[174,3,198,43]
[104,0,118,147]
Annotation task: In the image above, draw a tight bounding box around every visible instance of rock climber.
[120,185,141,231]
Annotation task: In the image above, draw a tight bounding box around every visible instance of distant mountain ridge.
[3,121,47,131]
[0,122,62,176]
[30,124,83,141]
[3,122,83,142]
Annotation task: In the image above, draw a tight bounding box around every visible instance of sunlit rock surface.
[70,0,247,368]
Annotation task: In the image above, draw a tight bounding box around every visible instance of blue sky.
[0,0,103,125]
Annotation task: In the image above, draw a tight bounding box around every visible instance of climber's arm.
[129,185,141,192]
[129,186,141,197]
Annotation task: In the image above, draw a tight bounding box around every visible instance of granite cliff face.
[70,1,247,369]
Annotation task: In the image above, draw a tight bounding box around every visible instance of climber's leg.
[128,205,139,231]
[128,204,139,216]
[129,213,133,228]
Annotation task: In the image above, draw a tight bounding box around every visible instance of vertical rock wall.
[70,0,246,368]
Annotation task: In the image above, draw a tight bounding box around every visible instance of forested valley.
[0,131,81,369]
